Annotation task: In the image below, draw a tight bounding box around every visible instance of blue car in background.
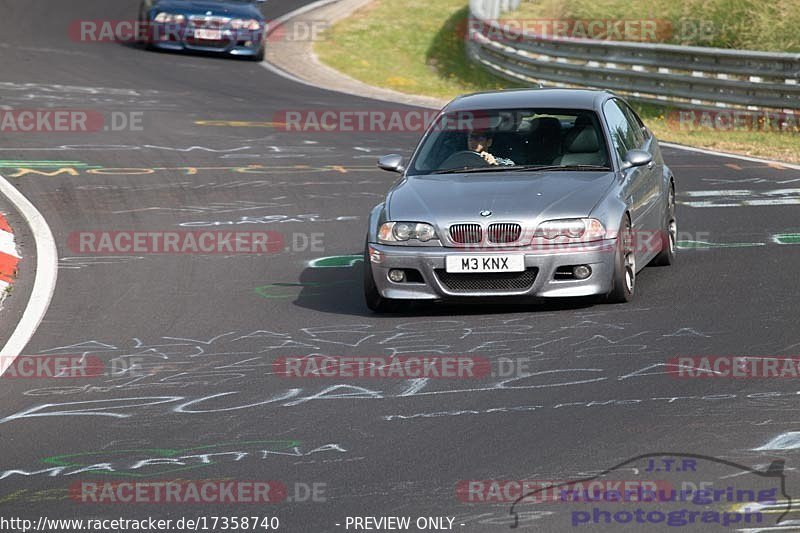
[139,0,267,60]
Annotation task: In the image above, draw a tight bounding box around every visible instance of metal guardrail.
[468,0,800,111]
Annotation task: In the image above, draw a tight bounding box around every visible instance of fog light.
[388,269,406,283]
[573,265,592,279]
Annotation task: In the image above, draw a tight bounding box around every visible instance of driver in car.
[468,130,515,166]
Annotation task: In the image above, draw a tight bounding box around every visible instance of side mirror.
[623,149,653,169]
[378,154,405,173]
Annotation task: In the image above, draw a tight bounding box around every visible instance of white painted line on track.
[0,172,58,370]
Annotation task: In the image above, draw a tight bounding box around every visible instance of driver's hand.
[480,151,497,165]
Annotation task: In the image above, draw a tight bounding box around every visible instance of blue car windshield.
[409,108,610,175]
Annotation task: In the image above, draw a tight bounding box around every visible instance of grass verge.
[315,0,799,163]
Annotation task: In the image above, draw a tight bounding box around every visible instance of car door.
[619,101,663,249]
[602,99,649,235]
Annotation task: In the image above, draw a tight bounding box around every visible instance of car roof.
[444,88,615,112]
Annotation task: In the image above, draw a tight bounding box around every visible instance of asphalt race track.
[1,1,800,531]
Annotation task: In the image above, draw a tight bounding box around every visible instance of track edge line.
[0,172,58,367]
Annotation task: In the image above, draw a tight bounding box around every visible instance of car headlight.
[379,222,437,243]
[154,12,186,24]
[230,18,262,30]
[533,218,606,242]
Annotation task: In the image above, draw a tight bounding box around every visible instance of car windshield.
[409,108,611,175]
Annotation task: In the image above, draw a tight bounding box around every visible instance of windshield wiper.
[517,164,612,172]
[431,164,611,175]
[432,165,549,175]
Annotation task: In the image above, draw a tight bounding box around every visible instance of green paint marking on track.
[677,240,765,249]
[308,255,363,268]
[772,233,800,245]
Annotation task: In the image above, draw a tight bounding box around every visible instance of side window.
[620,102,648,147]
[603,100,637,162]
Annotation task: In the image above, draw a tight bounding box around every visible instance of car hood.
[387,171,616,224]
[152,0,262,18]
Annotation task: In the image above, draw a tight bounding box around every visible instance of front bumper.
[368,240,617,300]
[149,25,264,56]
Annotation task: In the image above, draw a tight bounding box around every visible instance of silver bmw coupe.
[364,89,676,312]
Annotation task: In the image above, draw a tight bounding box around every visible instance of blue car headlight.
[230,18,262,31]
[154,12,186,24]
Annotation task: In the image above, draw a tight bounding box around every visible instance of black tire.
[138,13,156,50]
[606,216,636,303]
[251,47,265,62]
[363,243,397,313]
[650,182,676,266]
[142,25,156,51]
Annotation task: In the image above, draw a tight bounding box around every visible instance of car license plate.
[195,29,222,40]
[445,255,525,273]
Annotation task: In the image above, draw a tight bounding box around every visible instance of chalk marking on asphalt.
[753,432,800,451]
[0,172,58,369]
